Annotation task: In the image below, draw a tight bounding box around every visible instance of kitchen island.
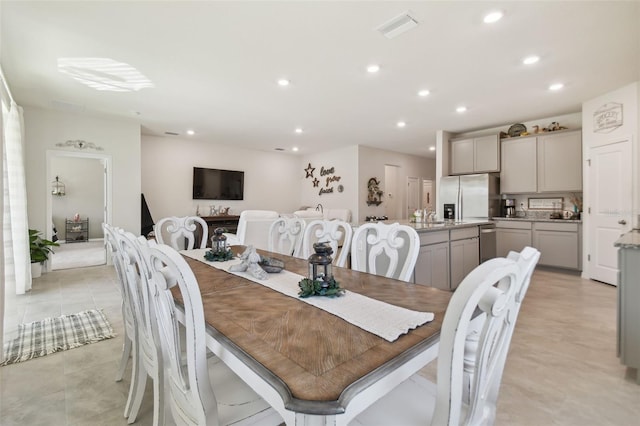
[358,219,493,291]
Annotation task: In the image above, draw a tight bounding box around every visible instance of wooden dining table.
[176,246,453,425]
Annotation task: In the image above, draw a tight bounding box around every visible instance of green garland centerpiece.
[204,248,234,262]
[298,242,344,298]
[298,276,344,298]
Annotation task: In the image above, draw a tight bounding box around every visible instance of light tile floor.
[1,265,639,425]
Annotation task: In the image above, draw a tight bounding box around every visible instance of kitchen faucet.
[316,203,323,213]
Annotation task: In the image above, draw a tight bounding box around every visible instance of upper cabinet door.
[500,137,537,193]
[537,131,582,192]
[474,134,500,172]
[450,138,474,174]
[450,134,499,175]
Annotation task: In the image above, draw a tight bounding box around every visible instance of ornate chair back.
[268,217,306,257]
[432,249,540,425]
[301,219,353,267]
[225,210,279,249]
[114,229,165,425]
[154,216,208,250]
[350,222,419,282]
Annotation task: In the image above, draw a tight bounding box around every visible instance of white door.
[407,176,421,219]
[384,165,401,220]
[588,139,632,285]
[422,179,433,211]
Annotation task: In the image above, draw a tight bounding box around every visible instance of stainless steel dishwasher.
[479,223,497,263]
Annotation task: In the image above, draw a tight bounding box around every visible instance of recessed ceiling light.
[483,11,503,24]
[523,55,540,65]
[57,57,154,92]
[367,64,380,73]
[418,89,430,97]
[549,83,564,91]
[292,147,299,152]
[429,146,436,151]
[397,121,406,128]
[456,106,467,113]
[186,130,195,136]
[277,79,290,86]
[295,128,303,134]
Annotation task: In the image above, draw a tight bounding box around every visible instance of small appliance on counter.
[502,198,516,218]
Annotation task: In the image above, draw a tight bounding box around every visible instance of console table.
[65,218,89,243]
[198,215,240,247]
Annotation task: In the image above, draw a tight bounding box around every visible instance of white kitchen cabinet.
[532,222,581,270]
[500,130,582,194]
[451,134,499,175]
[450,138,474,175]
[537,131,583,192]
[414,242,450,290]
[500,137,537,193]
[495,221,532,258]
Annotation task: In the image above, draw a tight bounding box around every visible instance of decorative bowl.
[259,256,284,273]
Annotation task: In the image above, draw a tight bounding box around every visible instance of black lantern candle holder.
[298,242,343,298]
[204,227,234,261]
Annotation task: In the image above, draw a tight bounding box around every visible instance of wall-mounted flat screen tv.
[192,167,244,200]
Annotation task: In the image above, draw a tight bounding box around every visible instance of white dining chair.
[268,216,306,257]
[350,222,420,282]
[301,219,353,267]
[154,216,209,250]
[324,208,352,222]
[350,247,540,426]
[115,230,165,425]
[142,242,283,426]
[224,210,279,250]
[103,223,141,421]
[293,209,324,221]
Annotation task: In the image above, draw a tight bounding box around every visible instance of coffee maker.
[503,199,516,218]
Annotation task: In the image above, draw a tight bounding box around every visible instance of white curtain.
[2,100,31,295]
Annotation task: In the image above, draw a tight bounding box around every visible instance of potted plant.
[29,229,59,278]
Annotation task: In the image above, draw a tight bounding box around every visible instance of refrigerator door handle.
[459,186,463,222]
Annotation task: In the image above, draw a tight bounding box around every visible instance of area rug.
[1,309,116,366]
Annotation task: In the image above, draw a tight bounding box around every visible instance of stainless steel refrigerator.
[439,174,500,221]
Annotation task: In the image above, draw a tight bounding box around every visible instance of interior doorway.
[422,179,434,212]
[46,150,111,270]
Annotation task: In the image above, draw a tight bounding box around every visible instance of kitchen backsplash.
[502,192,583,219]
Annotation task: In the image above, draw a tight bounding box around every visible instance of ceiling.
[1,1,638,158]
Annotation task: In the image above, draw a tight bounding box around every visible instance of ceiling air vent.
[377,11,419,39]
[164,131,179,136]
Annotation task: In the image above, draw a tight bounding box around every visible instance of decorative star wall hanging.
[312,177,320,187]
[304,163,315,178]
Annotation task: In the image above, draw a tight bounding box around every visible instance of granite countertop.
[354,219,493,233]
[614,230,640,249]
[491,217,582,224]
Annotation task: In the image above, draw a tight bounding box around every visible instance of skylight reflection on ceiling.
[57,58,154,92]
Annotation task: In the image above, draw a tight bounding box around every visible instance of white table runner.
[182,249,434,342]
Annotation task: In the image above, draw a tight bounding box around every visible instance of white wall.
[51,157,104,240]
[357,146,436,222]
[23,106,141,235]
[141,135,301,220]
[298,145,358,217]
